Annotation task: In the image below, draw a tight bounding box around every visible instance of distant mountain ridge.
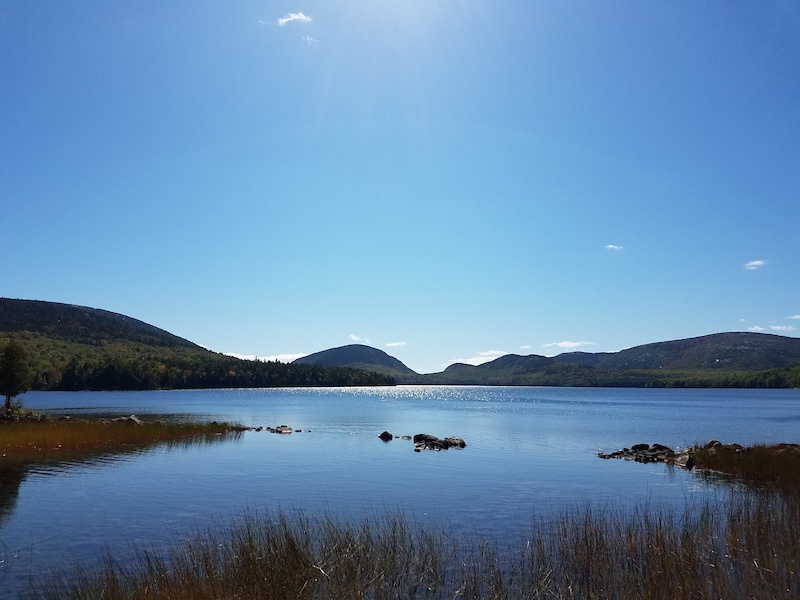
[3,297,799,389]
[294,344,415,379]
[300,332,800,388]
[553,332,800,371]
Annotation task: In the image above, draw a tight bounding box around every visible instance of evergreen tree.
[0,338,32,415]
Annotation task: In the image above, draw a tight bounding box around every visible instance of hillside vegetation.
[0,299,395,390]
[294,344,415,379]
[301,334,800,388]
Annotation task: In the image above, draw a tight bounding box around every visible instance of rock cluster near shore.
[378,431,467,452]
[598,442,695,470]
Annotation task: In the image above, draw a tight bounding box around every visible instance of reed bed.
[37,491,799,600]
[0,418,244,464]
[693,442,800,492]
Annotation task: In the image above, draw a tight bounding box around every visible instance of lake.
[1,386,798,597]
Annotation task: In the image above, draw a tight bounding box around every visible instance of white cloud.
[303,35,320,45]
[771,325,796,332]
[744,259,767,270]
[445,350,508,368]
[349,334,370,344]
[519,345,532,350]
[543,341,597,350]
[278,12,311,26]
[748,326,765,332]
[605,244,623,251]
[787,315,800,320]
[386,341,407,347]
[225,352,307,363]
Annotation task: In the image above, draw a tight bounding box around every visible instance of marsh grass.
[693,443,800,493]
[0,418,244,465]
[38,492,799,600]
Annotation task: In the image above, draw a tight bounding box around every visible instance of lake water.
[1,386,798,596]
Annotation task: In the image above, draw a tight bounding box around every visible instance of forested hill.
[0,298,395,391]
[294,344,415,379]
[0,298,200,348]
[411,332,800,387]
[553,332,800,371]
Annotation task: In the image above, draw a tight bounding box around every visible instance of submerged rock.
[378,431,394,442]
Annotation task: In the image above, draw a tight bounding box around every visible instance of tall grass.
[37,492,799,600]
[693,443,800,493]
[0,419,244,465]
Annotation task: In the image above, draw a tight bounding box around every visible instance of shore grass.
[37,492,799,600]
[692,442,800,492]
[0,415,245,465]
[24,441,800,598]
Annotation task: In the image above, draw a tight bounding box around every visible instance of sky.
[2,1,799,374]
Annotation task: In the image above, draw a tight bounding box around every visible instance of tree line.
[55,354,395,391]
[0,335,395,404]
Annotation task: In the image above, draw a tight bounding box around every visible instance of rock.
[598,443,692,469]
[412,433,467,452]
[704,440,722,449]
[444,437,467,449]
[378,431,394,442]
[275,425,293,434]
[111,415,143,425]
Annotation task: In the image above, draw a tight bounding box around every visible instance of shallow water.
[1,386,798,596]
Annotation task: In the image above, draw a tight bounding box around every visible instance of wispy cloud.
[748,326,765,332]
[386,341,406,347]
[771,325,796,332]
[519,345,532,350]
[278,12,311,26]
[303,35,320,45]
[225,352,307,363]
[543,341,597,350]
[744,259,767,270]
[605,244,623,251]
[349,334,370,344]
[787,315,800,320]
[445,350,508,368]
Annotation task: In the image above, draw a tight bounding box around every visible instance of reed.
[37,492,799,599]
[692,442,800,492]
[0,418,245,465]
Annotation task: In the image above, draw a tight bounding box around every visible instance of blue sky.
[2,1,799,374]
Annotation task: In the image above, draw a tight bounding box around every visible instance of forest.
[1,332,395,391]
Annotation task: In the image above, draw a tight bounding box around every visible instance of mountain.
[0,298,201,348]
[294,344,416,379]
[0,299,395,391]
[420,332,800,387]
[294,332,800,388]
[553,332,800,371]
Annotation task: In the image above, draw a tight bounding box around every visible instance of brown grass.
[692,442,800,493]
[0,417,245,466]
[36,492,800,600]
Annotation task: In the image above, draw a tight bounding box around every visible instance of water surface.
[1,386,798,596]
